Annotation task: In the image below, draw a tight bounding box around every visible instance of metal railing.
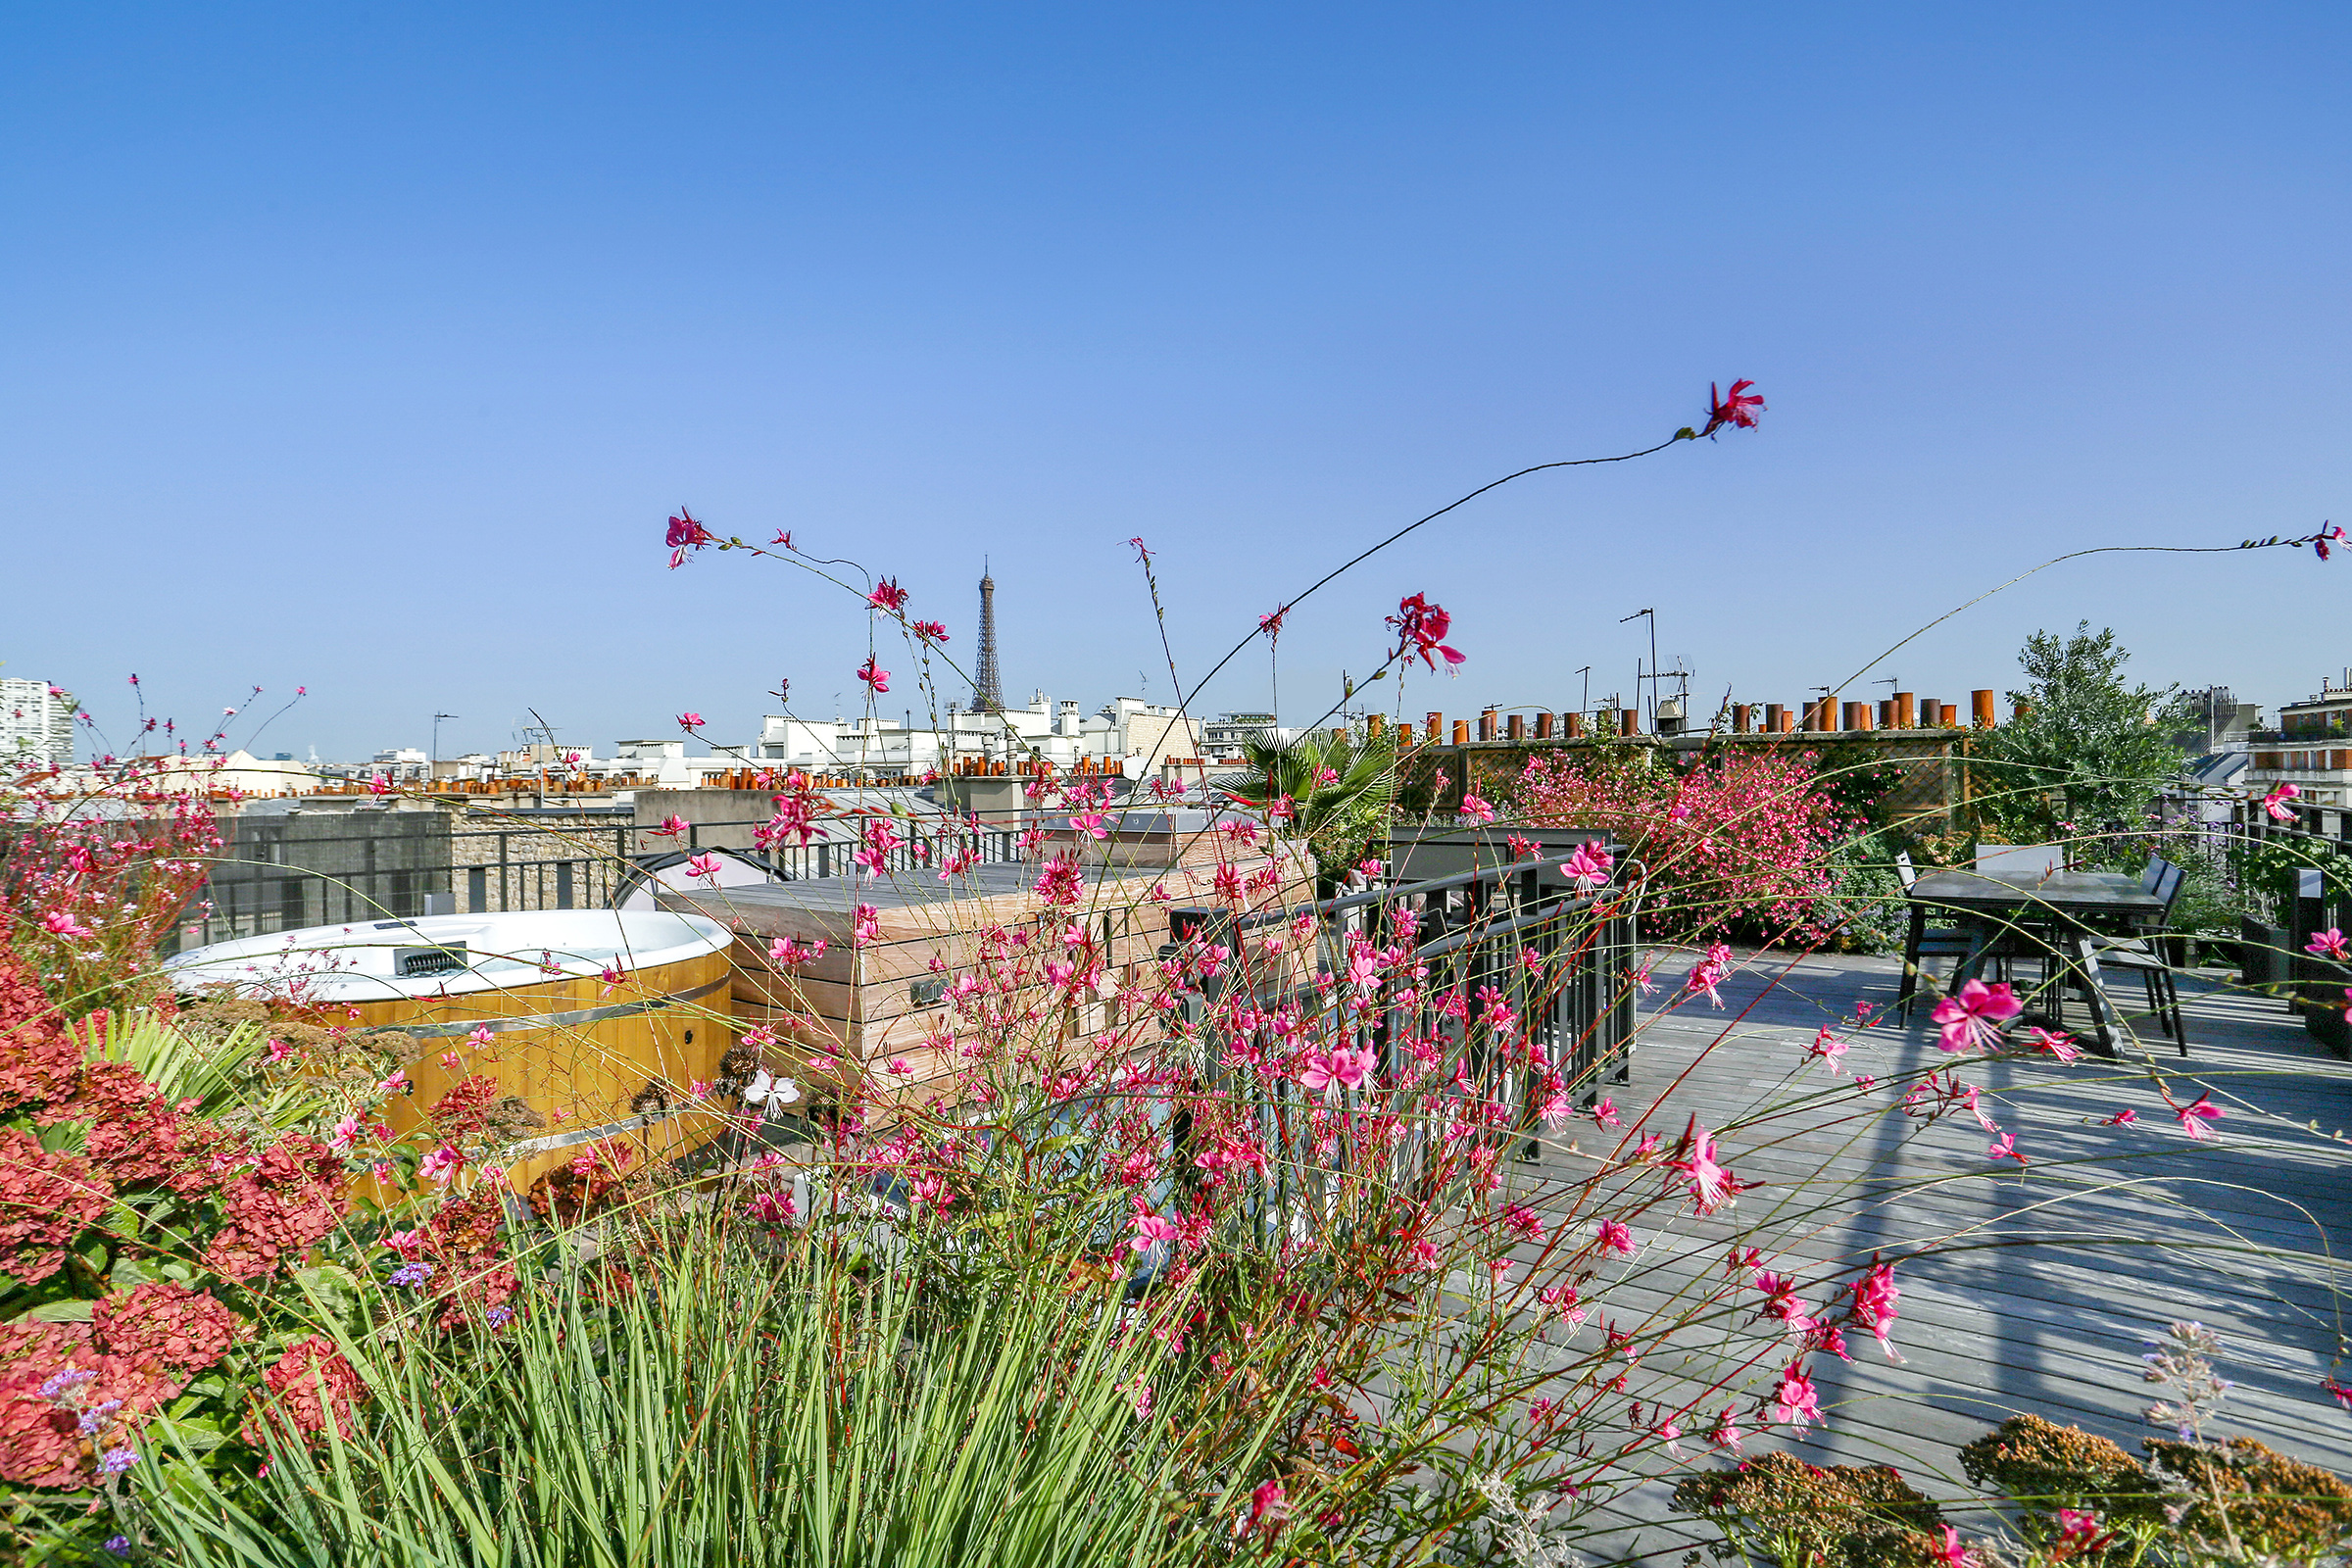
[1161,851,1637,1242]
[171,815,1024,953]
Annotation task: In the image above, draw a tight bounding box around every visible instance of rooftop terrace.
[1552,951,2352,1558]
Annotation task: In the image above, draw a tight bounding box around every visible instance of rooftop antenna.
[431,712,458,762]
[1575,665,1591,717]
[1619,609,1657,725]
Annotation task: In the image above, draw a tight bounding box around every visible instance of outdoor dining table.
[1904,869,2167,1057]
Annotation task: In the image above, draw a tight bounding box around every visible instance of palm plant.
[1230,727,1397,885]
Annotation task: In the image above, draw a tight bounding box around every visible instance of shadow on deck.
[1542,950,2352,1562]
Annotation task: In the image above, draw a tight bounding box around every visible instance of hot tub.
[166,909,737,1194]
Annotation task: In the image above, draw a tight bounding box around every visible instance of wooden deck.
[1530,950,2352,1562]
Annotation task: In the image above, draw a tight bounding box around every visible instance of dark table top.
[1907,869,2163,921]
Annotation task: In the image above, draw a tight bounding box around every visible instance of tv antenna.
[1620,609,1658,726]
[431,712,458,762]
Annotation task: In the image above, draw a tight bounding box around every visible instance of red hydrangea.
[0,1325,180,1488]
[0,951,80,1113]
[53,1058,201,1190]
[245,1335,363,1446]
[91,1281,248,1375]
[426,1073,504,1140]
[0,1129,112,1286]
[202,1133,350,1282]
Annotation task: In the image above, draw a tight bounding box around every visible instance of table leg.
[2063,931,2120,1058]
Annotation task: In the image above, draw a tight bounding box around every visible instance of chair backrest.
[2138,855,2165,895]
[1894,850,1919,890]
[1975,843,2064,882]
[2150,858,2184,915]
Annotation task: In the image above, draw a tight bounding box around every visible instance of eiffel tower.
[971,562,1004,713]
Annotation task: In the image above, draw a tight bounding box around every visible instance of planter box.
[2238,916,2289,987]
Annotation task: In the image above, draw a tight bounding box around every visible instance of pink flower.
[651,814,688,838]
[2056,1510,2113,1552]
[1665,1117,1741,1214]
[677,712,704,730]
[684,854,721,881]
[1591,1097,1621,1129]
[39,910,93,939]
[2324,1377,2352,1411]
[1848,1258,1902,1361]
[867,577,908,612]
[1710,1408,1746,1452]
[1772,1363,1821,1428]
[1458,792,1495,823]
[665,507,714,568]
[1128,1212,1178,1253]
[1686,942,1733,1007]
[2103,1108,2137,1126]
[1932,979,2021,1053]
[2264,781,2301,821]
[1986,1131,2026,1164]
[856,656,889,695]
[1806,1027,1848,1075]
[1248,1479,1289,1533]
[2308,928,2350,960]
[2023,1026,2082,1061]
[418,1145,465,1185]
[1561,843,1613,893]
[1069,810,1108,840]
[1297,1047,1374,1094]
[1931,1525,1969,1567]
[2314,522,2343,563]
[1258,606,1289,637]
[1387,593,1465,669]
[378,1070,410,1095]
[368,772,392,796]
[885,1057,912,1076]
[1595,1219,1636,1256]
[912,619,949,641]
[2176,1095,2224,1140]
[1702,378,1765,435]
[853,904,880,946]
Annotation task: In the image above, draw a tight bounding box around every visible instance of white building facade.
[0,679,76,768]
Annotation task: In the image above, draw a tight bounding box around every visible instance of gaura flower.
[1561,842,1613,893]
[2263,781,2301,822]
[1387,593,1464,669]
[665,507,715,568]
[1128,1212,1178,1253]
[677,712,705,730]
[857,657,890,695]
[1702,379,1765,435]
[2307,927,2349,960]
[2176,1095,2224,1140]
[1772,1362,1821,1428]
[1458,792,1495,823]
[684,854,721,881]
[867,577,908,612]
[1932,979,2021,1053]
[1595,1219,1636,1255]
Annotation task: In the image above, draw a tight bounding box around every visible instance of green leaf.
[17,1298,96,1322]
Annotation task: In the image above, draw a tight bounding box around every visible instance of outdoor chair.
[2084,858,2189,1055]
[1893,852,2031,1014]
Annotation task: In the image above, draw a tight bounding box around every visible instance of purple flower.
[98,1446,137,1476]
[39,1368,95,1399]
[388,1260,434,1289]
[77,1398,123,1435]
[486,1303,515,1327]
[104,1538,129,1557]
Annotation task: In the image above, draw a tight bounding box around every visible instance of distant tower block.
[972,564,1004,713]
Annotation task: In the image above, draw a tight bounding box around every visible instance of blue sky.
[3,5,2345,760]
